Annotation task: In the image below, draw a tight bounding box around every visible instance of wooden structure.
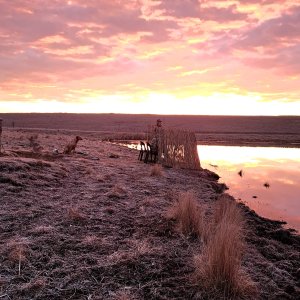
[158,129,201,170]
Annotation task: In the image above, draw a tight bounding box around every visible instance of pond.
[199,145,300,232]
[127,141,300,231]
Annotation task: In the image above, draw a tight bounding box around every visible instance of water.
[130,141,300,231]
[199,146,300,231]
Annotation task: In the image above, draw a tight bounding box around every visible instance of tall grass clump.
[167,191,205,238]
[150,164,163,177]
[214,194,244,227]
[194,195,256,298]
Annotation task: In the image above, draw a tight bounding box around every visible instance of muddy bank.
[0,129,299,299]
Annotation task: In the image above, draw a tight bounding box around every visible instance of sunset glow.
[199,145,300,230]
[1,0,299,115]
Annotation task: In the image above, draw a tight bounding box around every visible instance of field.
[1,113,300,147]
[0,127,299,299]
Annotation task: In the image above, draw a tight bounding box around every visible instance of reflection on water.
[199,146,300,231]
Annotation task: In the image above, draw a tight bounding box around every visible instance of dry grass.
[101,132,146,142]
[214,194,244,227]
[21,278,46,291]
[159,129,201,170]
[85,167,94,175]
[130,239,159,256]
[31,225,54,234]
[81,235,103,249]
[167,191,205,238]
[67,207,86,221]
[96,175,105,182]
[6,237,31,276]
[6,238,31,263]
[150,164,163,176]
[8,244,27,264]
[113,289,138,300]
[106,184,128,198]
[194,195,256,298]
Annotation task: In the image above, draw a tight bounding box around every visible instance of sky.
[0,0,300,115]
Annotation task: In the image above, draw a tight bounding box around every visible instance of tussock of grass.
[6,238,31,263]
[130,239,155,256]
[150,164,163,177]
[67,207,86,221]
[8,244,27,263]
[167,191,205,238]
[28,135,43,153]
[113,289,138,300]
[21,278,46,291]
[6,237,31,276]
[214,194,244,227]
[31,225,54,234]
[106,184,127,198]
[81,235,103,249]
[194,195,256,298]
[85,167,94,175]
[96,175,105,182]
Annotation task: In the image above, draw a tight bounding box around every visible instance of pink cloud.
[200,5,249,22]
[232,5,300,74]
[157,0,248,22]
[244,45,300,75]
[0,0,299,106]
[236,6,300,49]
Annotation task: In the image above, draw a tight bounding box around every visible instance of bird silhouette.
[238,170,243,177]
[264,182,270,188]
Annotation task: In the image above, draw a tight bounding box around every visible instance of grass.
[167,191,205,238]
[21,278,46,292]
[113,289,138,300]
[194,195,256,298]
[150,164,163,176]
[106,184,128,198]
[67,207,86,221]
[6,237,31,276]
[214,194,244,227]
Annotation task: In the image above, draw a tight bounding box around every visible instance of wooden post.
[0,118,2,153]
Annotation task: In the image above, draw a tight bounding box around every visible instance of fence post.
[0,118,2,153]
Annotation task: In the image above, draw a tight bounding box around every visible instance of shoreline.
[3,127,300,149]
[2,127,300,231]
[0,128,299,299]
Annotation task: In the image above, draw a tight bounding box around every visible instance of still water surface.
[129,142,299,231]
[199,146,300,232]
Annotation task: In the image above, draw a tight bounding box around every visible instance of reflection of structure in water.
[158,129,201,170]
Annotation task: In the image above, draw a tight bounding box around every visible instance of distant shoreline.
[1,113,300,148]
[1,113,300,132]
[3,127,300,148]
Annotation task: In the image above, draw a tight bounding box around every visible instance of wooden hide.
[158,129,201,170]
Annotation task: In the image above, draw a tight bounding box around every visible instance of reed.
[159,129,200,170]
[194,196,256,298]
[168,191,205,238]
[214,194,244,227]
